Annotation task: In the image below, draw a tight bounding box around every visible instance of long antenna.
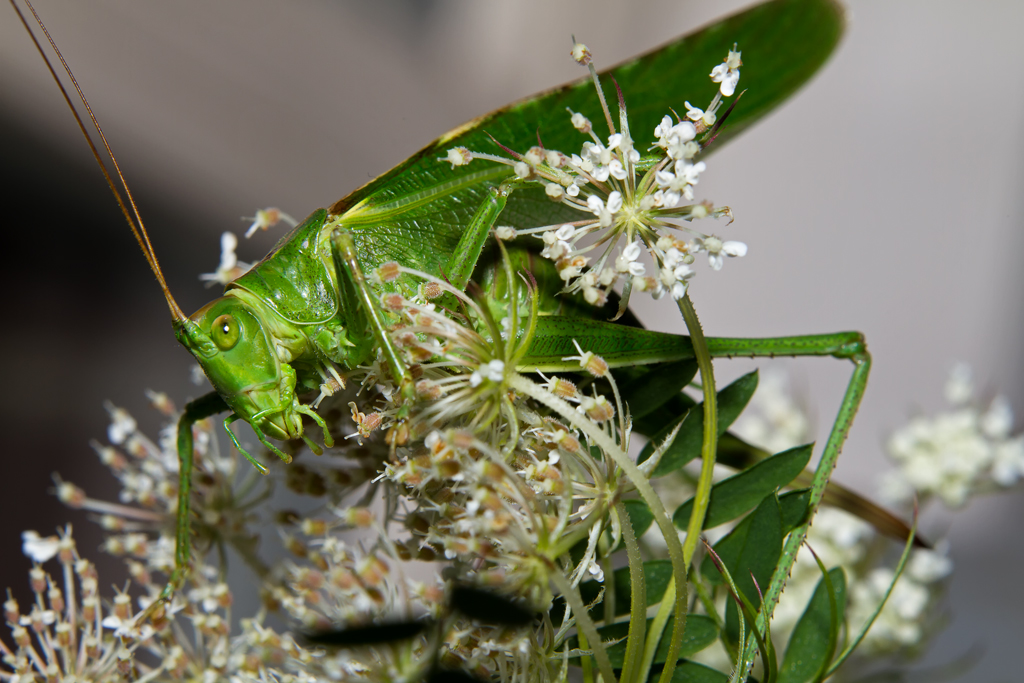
[11,0,187,322]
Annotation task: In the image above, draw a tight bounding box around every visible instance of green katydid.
[15,0,892,665]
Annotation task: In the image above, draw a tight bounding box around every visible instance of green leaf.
[779,568,847,683]
[717,433,925,548]
[674,443,813,530]
[779,489,813,533]
[699,494,783,645]
[639,371,759,477]
[618,359,699,420]
[664,660,731,683]
[331,0,845,277]
[568,614,718,667]
[697,489,807,589]
[633,391,696,438]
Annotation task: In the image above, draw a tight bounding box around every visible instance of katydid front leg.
[141,391,229,622]
[331,229,415,407]
[443,180,515,290]
[328,179,516,403]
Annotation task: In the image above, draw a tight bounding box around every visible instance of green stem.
[549,568,615,683]
[616,501,647,683]
[641,294,718,683]
[677,293,718,567]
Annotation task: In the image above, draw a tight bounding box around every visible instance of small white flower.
[684,101,704,121]
[586,193,620,227]
[555,224,576,241]
[676,159,706,185]
[673,264,694,282]
[570,42,592,65]
[710,47,742,97]
[570,111,592,133]
[494,226,517,241]
[524,147,544,166]
[698,235,747,270]
[199,232,252,286]
[944,363,973,405]
[653,115,675,140]
[485,360,505,382]
[623,241,642,261]
[242,207,296,238]
[907,546,953,584]
[653,117,697,160]
[21,531,60,563]
[541,240,571,261]
[545,182,564,200]
[981,395,1013,439]
[992,437,1024,486]
[582,141,613,167]
[105,403,137,445]
[608,159,627,180]
[443,146,473,168]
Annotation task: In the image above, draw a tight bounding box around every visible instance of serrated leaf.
[639,371,759,477]
[674,443,813,530]
[779,568,847,683]
[568,614,717,667]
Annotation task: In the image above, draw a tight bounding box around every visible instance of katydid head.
[175,296,294,439]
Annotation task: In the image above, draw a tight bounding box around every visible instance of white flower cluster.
[783,509,952,657]
[445,45,747,308]
[881,364,1024,508]
[848,544,953,655]
[5,525,322,683]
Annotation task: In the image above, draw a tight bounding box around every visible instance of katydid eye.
[211,314,240,350]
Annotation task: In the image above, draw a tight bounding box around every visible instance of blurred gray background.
[1,1,1022,680]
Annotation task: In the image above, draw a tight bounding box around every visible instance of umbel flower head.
[445,43,747,311]
[882,364,1024,507]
